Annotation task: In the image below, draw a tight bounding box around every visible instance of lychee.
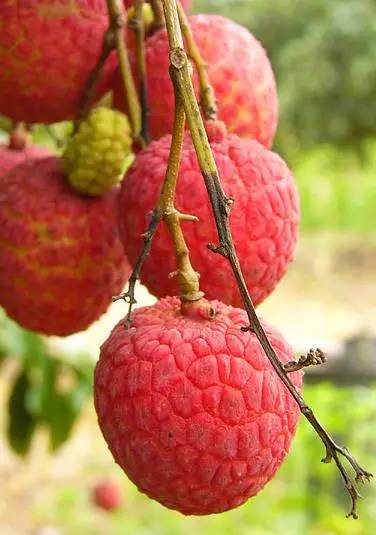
[0,1,116,124]
[118,125,299,308]
[94,297,302,515]
[0,156,130,336]
[92,479,123,511]
[113,14,278,146]
[63,107,133,196]
[0,141,51,177]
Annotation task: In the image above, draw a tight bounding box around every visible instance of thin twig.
[284,348,327,373]
[129,0,150,145]
[77,29,114,125]
[177,1,217,120]
[113,208,162,327]
[161,0,373,519]
[149,0,165,33]
[106,0,141,139]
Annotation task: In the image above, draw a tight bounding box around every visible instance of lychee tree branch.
[161,0,372,519]
[106,0,141,140]
[78,1,142,140]
[177,1,217,120]
[150,0,165,32]
[158,86,202,302]
[129,0,150,144]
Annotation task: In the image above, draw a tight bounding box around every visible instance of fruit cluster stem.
[149,0,165,32]
[176,1,217,120]
[158,87,203,302]
[106,0,141,140]
[161,0,372,519]
[129,0,150,144]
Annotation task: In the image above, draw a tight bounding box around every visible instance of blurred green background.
[1,0,376,534]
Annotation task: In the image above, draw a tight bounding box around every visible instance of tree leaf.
[7,371,37,456]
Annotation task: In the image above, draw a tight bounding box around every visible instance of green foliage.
[195,0,376,153]
[0,311,93,455]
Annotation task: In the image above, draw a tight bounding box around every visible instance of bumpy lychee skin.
[92,480,123,511]
[63,107,133,196]
[0,156,130,336]
[118,128,299,308]
[113,15,278,146]
[0,144,51,177]
[94,297,302,515]
[0,1,115,124]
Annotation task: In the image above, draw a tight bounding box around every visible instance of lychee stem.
[176,1,217,121]
[106,0,142,140]
[149,0,165,33]
[128,0,150,145]
[162,0,372,519]
[158,87,203,302]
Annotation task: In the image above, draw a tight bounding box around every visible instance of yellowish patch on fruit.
[63,107,133,196]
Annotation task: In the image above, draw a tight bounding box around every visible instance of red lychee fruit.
[0,131,52,177]
[0,143,51,177]
[92,480,123,511]
[0,156,130,336]
[113,14,278,146]
[118,125,299,308]
[94,297,302,515]
[0,1,116,124]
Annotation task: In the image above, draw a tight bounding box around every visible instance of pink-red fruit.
[0,143,51,177]
[94,297,302,515]
[92,480,123,511]
[0,1,115,123]
[0,157,130,336]
[119,125,299,308]
[114,14,278,146]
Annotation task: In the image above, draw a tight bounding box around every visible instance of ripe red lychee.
[0,1,116,124]
[94,297,302,515]
[0,156,130,336]
[0,143,51,177]
[113,14,278,146]
[0,131,52,177]
[92,480,123,511]
[118,124,299,308]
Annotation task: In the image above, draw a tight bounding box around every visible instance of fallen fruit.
[92,479,123,511]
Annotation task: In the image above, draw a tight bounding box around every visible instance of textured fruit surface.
[113,14,278,146]
[0,144,51,177]
[0,156,130,336]
[118,129,299,307]
[64,107,133,196]
[94,297,302,515]
[92,480,123,511]
[0,1,115,123]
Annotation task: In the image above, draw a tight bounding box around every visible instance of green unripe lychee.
[63,107,133,196]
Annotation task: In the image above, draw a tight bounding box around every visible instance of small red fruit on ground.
[118,125,299,307]
[0,156,130,336]
[113,14,278,146]
[94,297,302,515]
[92,480,123,511]
[0,1,115,123]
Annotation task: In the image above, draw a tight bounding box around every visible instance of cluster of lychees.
[0,0,365,519]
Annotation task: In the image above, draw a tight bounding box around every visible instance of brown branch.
[177,1,217,120]
[149,0,165,33]
[284,348,327,373]
[128,0,150,145]
[161,0,373,519]
[113,208,162,328]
